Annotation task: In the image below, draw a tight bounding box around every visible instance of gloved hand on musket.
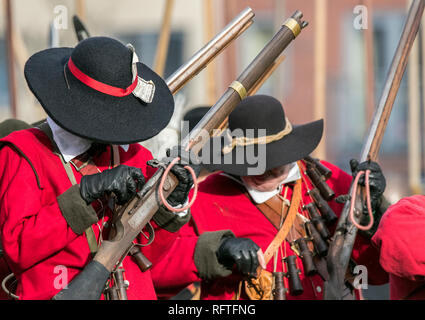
[349,159,387,237]
[349,159,386,211]
[164,146,202,207]
[80,165,146,206]
[216,237,266,278]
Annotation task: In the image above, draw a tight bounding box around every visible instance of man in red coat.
[151,95,389,300]
[0,37,194,300]
[372,195,425,299]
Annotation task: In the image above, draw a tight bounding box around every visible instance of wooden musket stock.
[323,0,425,300]
[53,10,308,300]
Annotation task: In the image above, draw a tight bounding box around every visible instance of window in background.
[0,39,9,108]
[328,11,367,169]
[374,11,408,156]
[331,9,406,170]
[117,31,185,80]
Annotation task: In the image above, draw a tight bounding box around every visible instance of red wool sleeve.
[0,146,79,272]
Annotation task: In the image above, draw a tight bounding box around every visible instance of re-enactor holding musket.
[358,0,425,301]
[151,95,389,300]
[41,9,310,300]
[0,7,257,300]
[147,9,392,301]
[0,37,195,300]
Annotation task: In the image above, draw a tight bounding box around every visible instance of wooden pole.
[407,0,422,194]
[313,0,327,160]
[4,0,17,118]
[363,0,375,124]
[422,8,425,191]
[204,0,217,105]
[10,25,29,73]
[75,0,86,21]
[153,0,175,77]
[222,0,239,95]
[274,0,286,101]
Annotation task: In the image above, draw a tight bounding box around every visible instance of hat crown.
[70,37,133,89]
[228,95,286,135]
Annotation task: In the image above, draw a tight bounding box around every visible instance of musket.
[249,55,285,96]
[166,6,255,94]
[73,15,91,42]
[53,10,308,300]
[323,0,425,300]
[214,55,286,135]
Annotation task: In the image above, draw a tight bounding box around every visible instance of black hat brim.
[24,47,174,145]
[202,119,324,176]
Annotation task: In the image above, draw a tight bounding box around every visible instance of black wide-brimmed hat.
[202,95,324,176]
[183,106,211,133]
[24,36,174,144]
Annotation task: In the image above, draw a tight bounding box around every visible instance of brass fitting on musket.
[283,10,309,38]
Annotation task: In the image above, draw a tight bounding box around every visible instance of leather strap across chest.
[244,180,308,262]
[38,123,120,256]
[261,178,302,265]
[255,194,290,231]
[253,187,307,240]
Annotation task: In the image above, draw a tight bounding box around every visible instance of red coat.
[372,195,425,299]
[0,128,162,300]
[151,161,388,300]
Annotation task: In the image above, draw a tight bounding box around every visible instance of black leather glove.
[350,159,386,238]
[166,146,202,177]
[350,159,386,212]
[80,165,145,205]
[216,237,261,278]
[165,146,202,207]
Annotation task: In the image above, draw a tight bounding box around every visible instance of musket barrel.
[184,10,307,153]
[166,7,255,94]
[324,0,425,300]
[360,0,425,162]
[72,15,90,42]
[334,0,425,246]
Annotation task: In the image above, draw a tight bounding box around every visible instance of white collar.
[46,117,129,163]
[222,162,301,204]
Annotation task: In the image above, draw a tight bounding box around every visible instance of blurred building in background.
[1,0,424,299]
